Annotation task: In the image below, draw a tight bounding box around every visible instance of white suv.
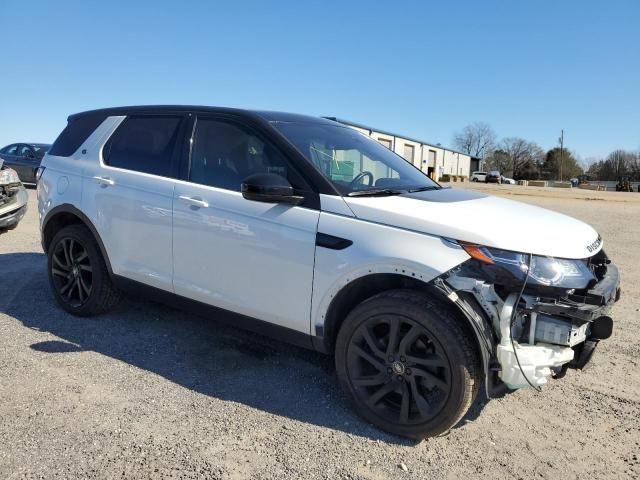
[38,106,620,439]
[471,171,487,182]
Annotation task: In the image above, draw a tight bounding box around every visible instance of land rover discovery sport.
[38,106,620,439]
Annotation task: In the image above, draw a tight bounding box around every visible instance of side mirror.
[241,173,304,205]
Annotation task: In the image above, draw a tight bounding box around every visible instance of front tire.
[47,224,121,316]
[335,289,481,439]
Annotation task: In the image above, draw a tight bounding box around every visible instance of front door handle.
[178,195,209,209]
[92,175,115,186]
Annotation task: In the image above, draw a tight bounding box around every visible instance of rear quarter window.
[103,115,183,177]
[48,114,107,157]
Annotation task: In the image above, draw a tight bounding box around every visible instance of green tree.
[586,159,603,179]
[542,148,583,180]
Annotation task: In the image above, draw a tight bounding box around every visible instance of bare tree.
[581,156,601,174]
[629,152,640,180]
[607,149,633,179]
[499,137,545,179]
[453,122,497,159]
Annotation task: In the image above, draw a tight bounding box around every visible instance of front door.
[172,116,319,334]
[16,145,39,182]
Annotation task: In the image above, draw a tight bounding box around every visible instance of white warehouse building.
[325,117,479,181]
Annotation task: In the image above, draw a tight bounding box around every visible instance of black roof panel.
[252,110,339,125]
[67,105,335,126]
[67,105,251,121]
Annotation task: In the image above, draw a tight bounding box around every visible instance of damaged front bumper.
[438,252,621,395]
[532,262,620,371]
[0,183,28,230]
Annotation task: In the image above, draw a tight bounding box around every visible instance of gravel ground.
[0,187,638,479]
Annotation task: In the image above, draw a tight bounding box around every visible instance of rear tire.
[335,289,481,439]
[47,224,121,316]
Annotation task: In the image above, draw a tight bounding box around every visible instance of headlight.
[0,168,21,185]
[460,243,595,289]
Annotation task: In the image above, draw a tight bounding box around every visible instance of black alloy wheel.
[335,289,481,439]
[346,316,450,425]
[47,224,121,316]
[51,237,93,308]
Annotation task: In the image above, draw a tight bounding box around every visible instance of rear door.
[172,114,320,334]
[82,114,188,291]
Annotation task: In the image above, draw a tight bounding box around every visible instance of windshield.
[273,122,440,195]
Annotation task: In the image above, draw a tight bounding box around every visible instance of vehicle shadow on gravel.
[1,252,481,444]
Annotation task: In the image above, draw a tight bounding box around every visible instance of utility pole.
[559,130,564,182]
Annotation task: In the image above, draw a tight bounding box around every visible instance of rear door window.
[104,116,183,177]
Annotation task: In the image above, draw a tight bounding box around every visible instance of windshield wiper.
[407,186,440,193]
[347,188,406,197]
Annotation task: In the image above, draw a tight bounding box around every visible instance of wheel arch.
[42,204,113,275]
[319,273,487,368]
[319,274,423,353]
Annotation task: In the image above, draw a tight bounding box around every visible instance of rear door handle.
[92,175,114,186]
[178,195,209,209]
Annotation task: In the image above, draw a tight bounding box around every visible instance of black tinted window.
[49,113,107,157]
[31,145,50,157]
[1,145,18,155]
[18,145,34,157]
[190,118,304,192]
[104,116,183,177]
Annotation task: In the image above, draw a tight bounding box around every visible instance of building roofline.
[323,116,479,159]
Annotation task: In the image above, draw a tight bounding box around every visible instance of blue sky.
[1,0,638,159]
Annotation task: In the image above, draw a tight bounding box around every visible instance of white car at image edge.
[37,106,620,439]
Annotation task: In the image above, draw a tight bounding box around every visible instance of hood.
[343,188,601,259]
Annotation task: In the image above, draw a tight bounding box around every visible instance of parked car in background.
[0,158,28,232]
[39,106,620,439]
[501,176,516,185]
[471,171,487,182]
[485,170,502,183]
[0,143,51,184]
